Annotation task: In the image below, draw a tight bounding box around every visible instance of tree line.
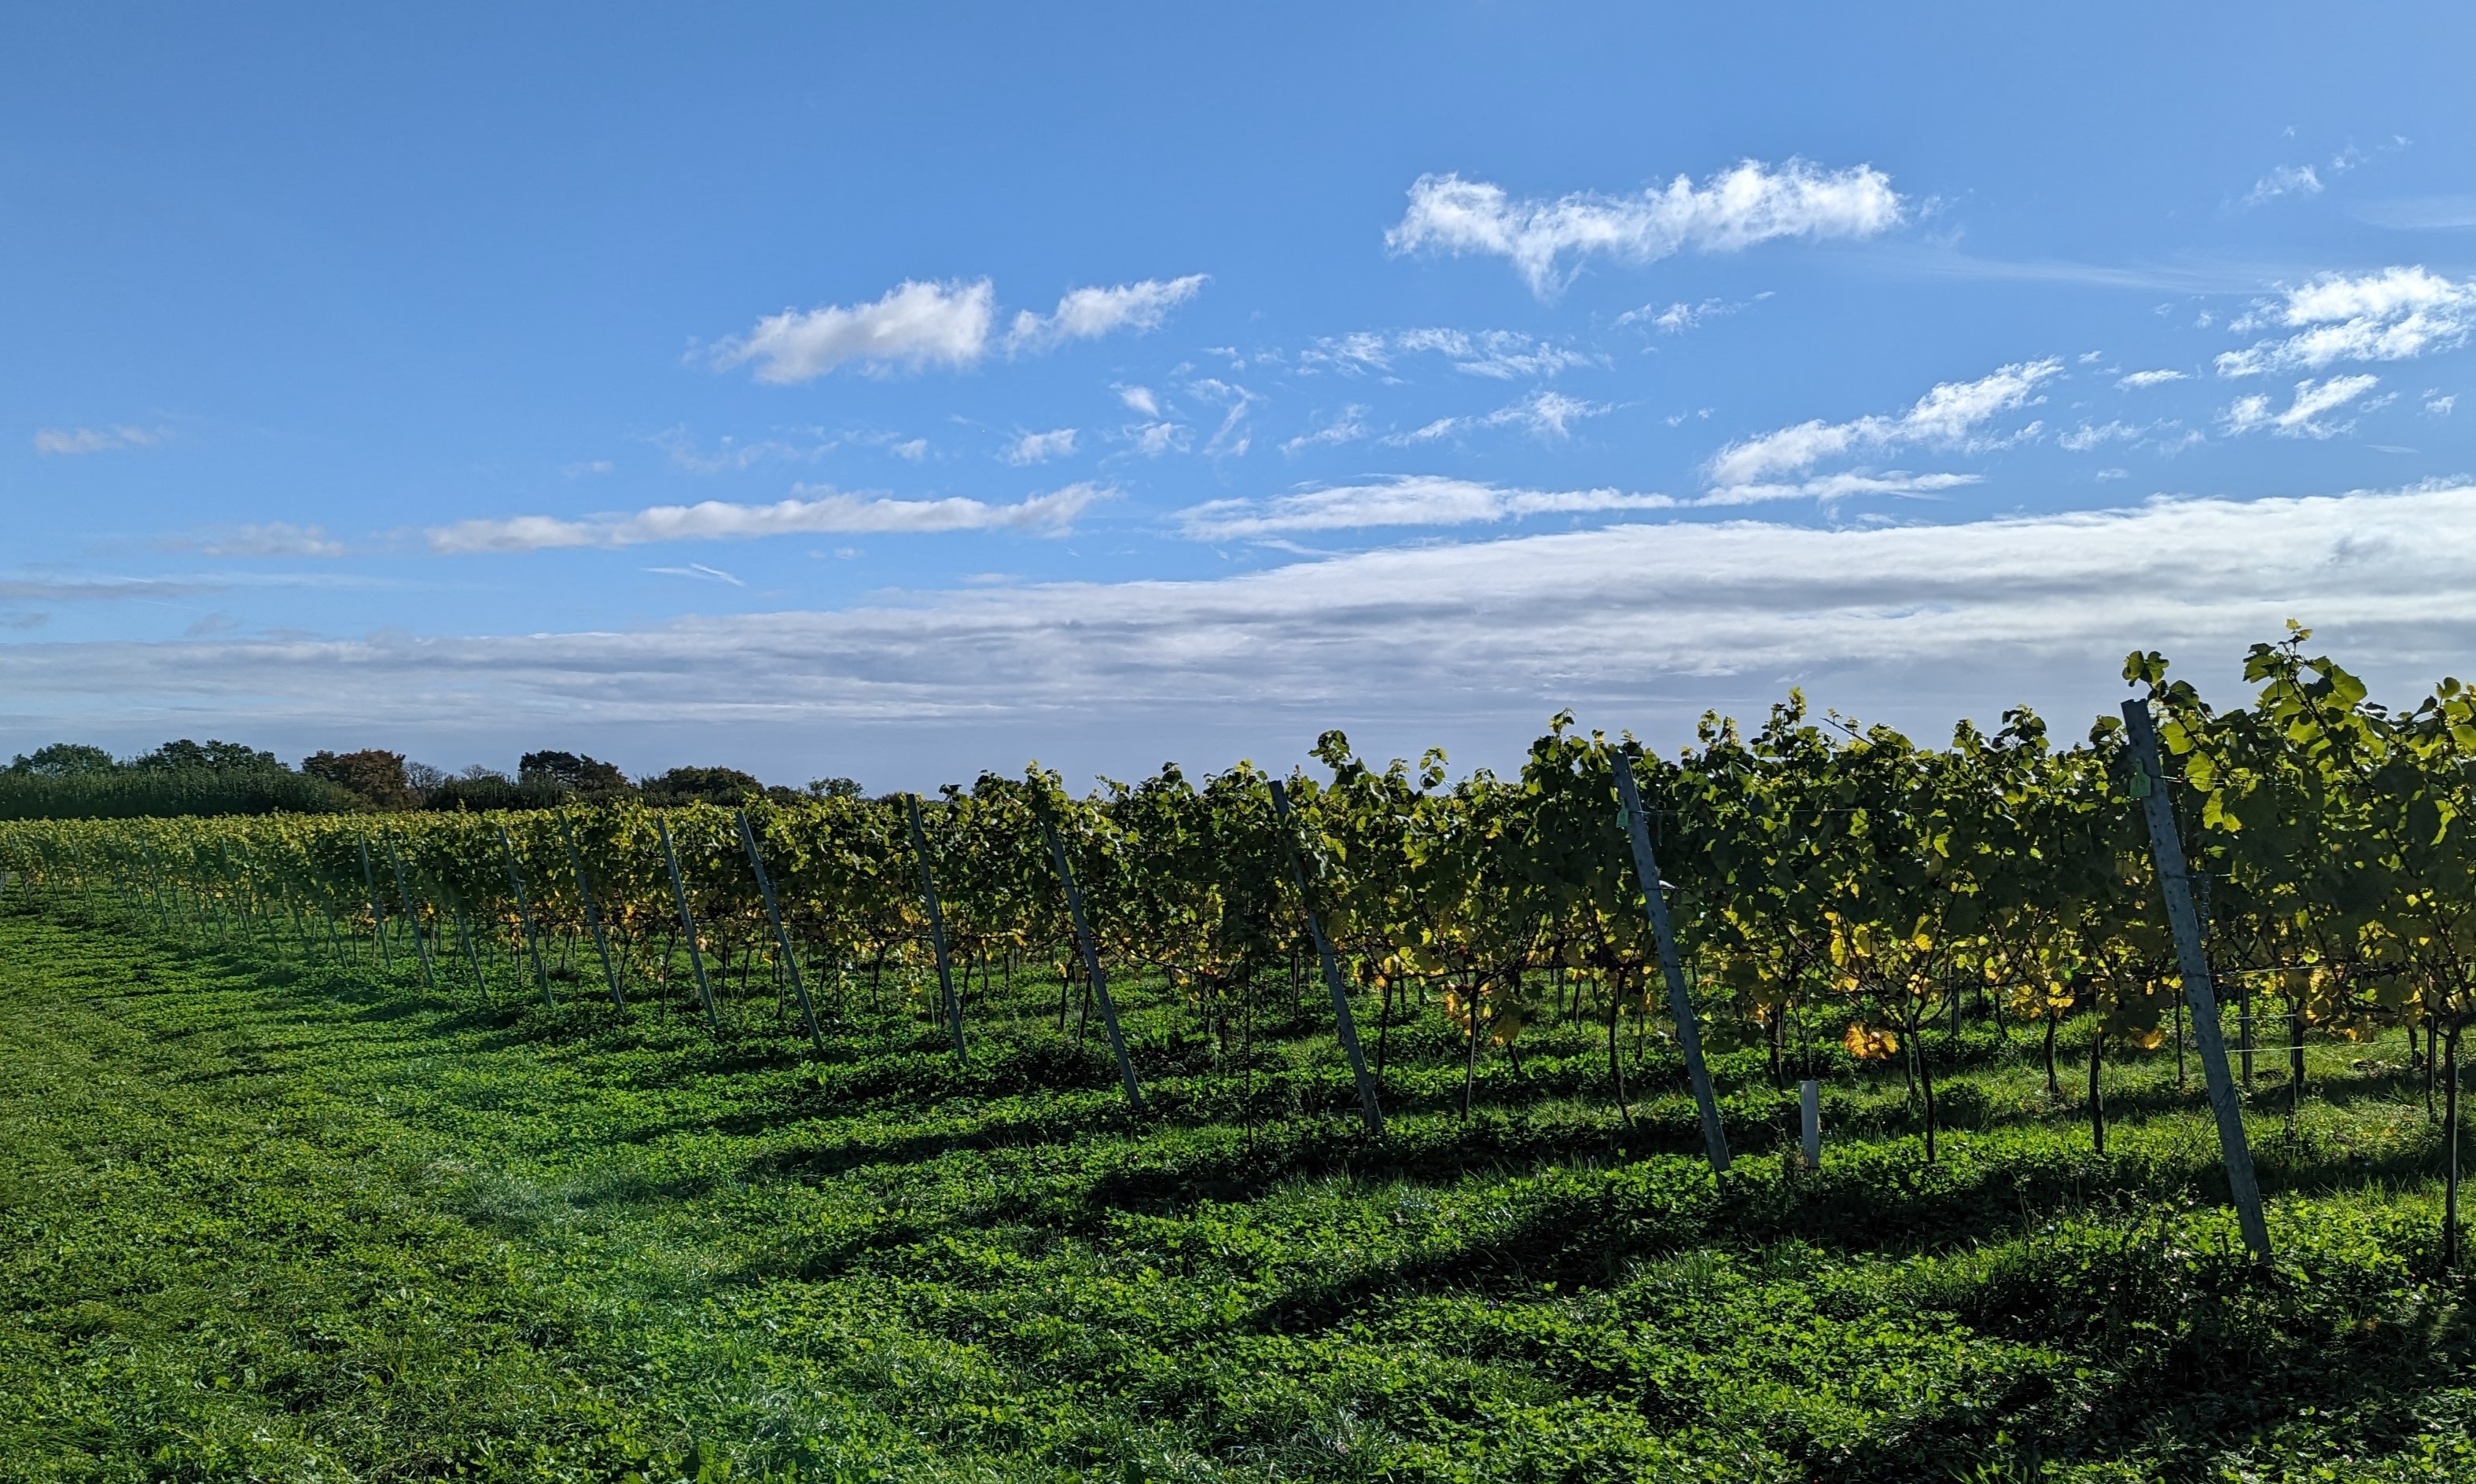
[0,740,859,820]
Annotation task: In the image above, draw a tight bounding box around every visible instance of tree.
[132,739,281,773]
[422,768,567,812]
[808,777,863,799]
[638,766,767,807]
[4,744,117,777]
[302,749,421,810]
[520,751,631,795]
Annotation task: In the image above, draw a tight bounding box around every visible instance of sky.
[6,3,2476,790]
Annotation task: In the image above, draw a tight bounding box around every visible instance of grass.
[4,903,2476,1482]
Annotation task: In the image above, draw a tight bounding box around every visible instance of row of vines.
[8,631,2476,1252]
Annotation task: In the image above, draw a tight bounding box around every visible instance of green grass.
[5,906,2476,1482]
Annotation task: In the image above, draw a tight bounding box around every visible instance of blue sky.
[7,4,2476,788]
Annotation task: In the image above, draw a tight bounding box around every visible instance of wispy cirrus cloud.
[2058,420,2146,452]
[425,484,1109,553]
[1617,295,1767,334]
[2117,369,2187,390]
[1175,475,1672,540]
[1705,358,2059,498]
[0,574,228,603]
[1387,390,1613,446]
[1387,158,1904,297]
[1279,406,1369,456]
[1300,328,1599,380]
[2223,375,2384,439]
[189,523,346,558]
[2244,163,2326,207]
[1184,379,1260,458]
[653,425,835,472]
[2217,266,2476,377]
[1694,471,1981,508]
[2242,142,2386,208]
[710,274,1204,384]
[646,562,745,586]
[34,424,166,456]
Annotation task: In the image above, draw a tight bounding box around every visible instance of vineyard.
[5,630,2476,1480]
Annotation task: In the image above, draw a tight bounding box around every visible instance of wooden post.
[657,817,721,1035]
[904,795,969,1060]
[1269,780,1383,1135]
[1800,1079,1822,1171]
[356,838,393,972]
[384,837,437,994]
[1041,815,1142,1111]
[455,909,491,1005]
[497,826,555,1009]
[2448,1023,2463,1270]
[558,814,624,1012]
[1612,750,1730,1174]
[738,810,823,1050]
[2121,698,2271,1261]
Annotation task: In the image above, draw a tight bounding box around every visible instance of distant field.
[2,906,2473,1483]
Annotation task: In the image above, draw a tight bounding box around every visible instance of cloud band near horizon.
[14,483,2476,782]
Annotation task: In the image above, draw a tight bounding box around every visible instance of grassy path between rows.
[9,909,2476,1482]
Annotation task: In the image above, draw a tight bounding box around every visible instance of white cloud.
[2244,163,2323,206]
[1126,423,1187,457]
[712,279,996,383]
[646,563,745,586]
[195,523,347,558]
[2058,420,2143,452]
[2217,266,2476,377]
[1118,385,1160,417]
[1302,329,1599,380]
[1186,378,1260,457]
[0,574,229,604]
[1691,472,1981,508]
[1297,332,1392,376]
[28,485,2476,785]
[1280,406,1369,456]
[1382,390,1613,446]
[654,426,838,473]
[2245,145,2382,208]
[2117,369,2187,389]
[1003,428,1078,465]
[2430,393,2458,416]
[1177,475,1673,539]
[1650,300,1724,332]
[2222,374,2382,439]
[1706,358,2059,493]
[1387,159,1904,297]
[2360,196,2476,230]
[34,425,164,456]
[1005,275,1206,351]
[1495,389,1607,440]
[425,483,1109,553]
